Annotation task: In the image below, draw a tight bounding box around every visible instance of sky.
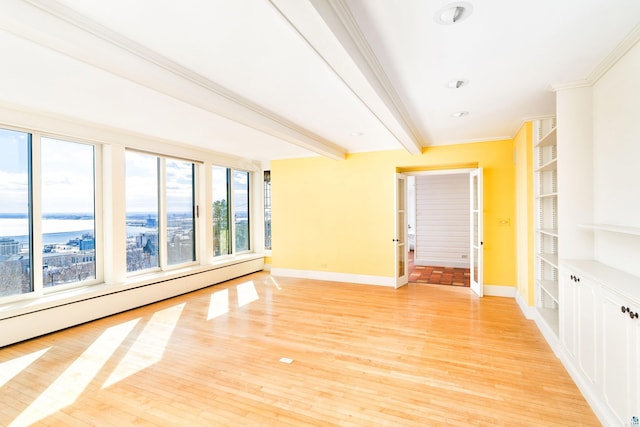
[1,128,248,216]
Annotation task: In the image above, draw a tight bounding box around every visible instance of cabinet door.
[576,277,597,384]
[601,290,635,426]
[560,269,597,384]
[631,307,640,426]
[560,269,577,358]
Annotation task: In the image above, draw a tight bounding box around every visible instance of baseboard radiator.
[0,257,264,347]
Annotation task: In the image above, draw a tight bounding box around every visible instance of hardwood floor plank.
[0,272,599,426]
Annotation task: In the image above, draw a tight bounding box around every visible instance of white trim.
[533,310,561,357]
[557,350,612,427]
[6,0,346,160]
[552,23,640,91]
[0,256,264,347]
[515,290,535,320]
[271,268,396,287]
[0,102,259,171]
[482,284,516,298]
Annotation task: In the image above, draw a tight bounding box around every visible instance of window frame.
[125,150,200,277]
[0,127,103,303]
[212,165,253,259]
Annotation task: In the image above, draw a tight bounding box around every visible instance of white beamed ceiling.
[0,0,638,162]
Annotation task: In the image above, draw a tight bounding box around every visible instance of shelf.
[537,192,557,199]
[536,158,557,172]
[537,228,558,237]
[578,223,640,236]
[535,127,557,148]
[537,280,559,303]
[537,253,559,268]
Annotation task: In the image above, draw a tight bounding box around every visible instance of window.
[0,129,31,297]
[0,129,99,298]
[212,166,230,256]
[41,137,96,287]
[234,170,250,252]
[212,166,251,257]
[166,159,196,265]
[126,151,197,274]
[264,171,271,251]
[126,152,159,273]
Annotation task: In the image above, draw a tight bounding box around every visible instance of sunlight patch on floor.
[9,319,139,427]
[207,288,229,320]
[0,347,50,388]
[102,303,184,389]
[237,280,259,307]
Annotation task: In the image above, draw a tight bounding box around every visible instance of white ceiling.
[0,0,639,163]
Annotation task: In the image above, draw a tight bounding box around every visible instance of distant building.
[0,238,20,257]
[79,237,95,251]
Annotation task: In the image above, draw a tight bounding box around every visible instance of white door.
[394,173,408,288]
[470,168,483,296]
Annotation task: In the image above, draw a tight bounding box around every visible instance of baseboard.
[270,268,396,287]
[515,290,535,320]
[483,284,516,297]
[263,263,272,271]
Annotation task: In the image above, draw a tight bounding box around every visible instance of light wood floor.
[0,272,599,426]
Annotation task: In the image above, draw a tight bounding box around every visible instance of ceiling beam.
[268,0,424,155]
[1,0,347,160]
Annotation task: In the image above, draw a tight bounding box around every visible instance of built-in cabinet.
[533,118,559,337]
[561,260,640,427]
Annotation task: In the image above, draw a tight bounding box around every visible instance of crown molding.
[0,101,263,170]
[8,0,346,160]
[551,23,640,92]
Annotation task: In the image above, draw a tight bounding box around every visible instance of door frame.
[402,168,483,296]
[394,173,408,288]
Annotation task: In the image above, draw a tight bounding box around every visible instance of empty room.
[1,1,639,426]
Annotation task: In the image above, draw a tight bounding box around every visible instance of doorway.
[405,169,482,295]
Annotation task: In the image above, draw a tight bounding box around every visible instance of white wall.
[414,173,470,268]
[592,41,640,276]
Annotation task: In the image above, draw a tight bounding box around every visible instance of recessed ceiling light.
[446,79,468,89]
[435,2,473,25]
[451,111,469,118]
[350,132,364,137]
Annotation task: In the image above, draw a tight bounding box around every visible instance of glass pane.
[212,166,230,257]
[264,171,271,251]
[473,246,479,283]
[166,160,195,265]
[233,170,250,252]
[41,138,96,287]
[0,128,31,297]
[397,245,405,279]
[126,152,159,272]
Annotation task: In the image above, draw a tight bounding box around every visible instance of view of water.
[0,218,156,245]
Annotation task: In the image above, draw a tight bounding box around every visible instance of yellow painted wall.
[514,122,535,305]
[271,139,516,287]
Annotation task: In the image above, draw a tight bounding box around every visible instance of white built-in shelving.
[578,223,640,236]
[534,118,559,337]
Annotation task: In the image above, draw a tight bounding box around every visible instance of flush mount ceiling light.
[450,111,469,118]
[446,79,468,89]
[435,2,473,25]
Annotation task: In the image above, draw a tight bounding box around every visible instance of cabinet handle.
[630,311,639,320]
[621,306,629,313]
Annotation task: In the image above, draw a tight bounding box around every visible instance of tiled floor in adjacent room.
[408,250,470,287]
